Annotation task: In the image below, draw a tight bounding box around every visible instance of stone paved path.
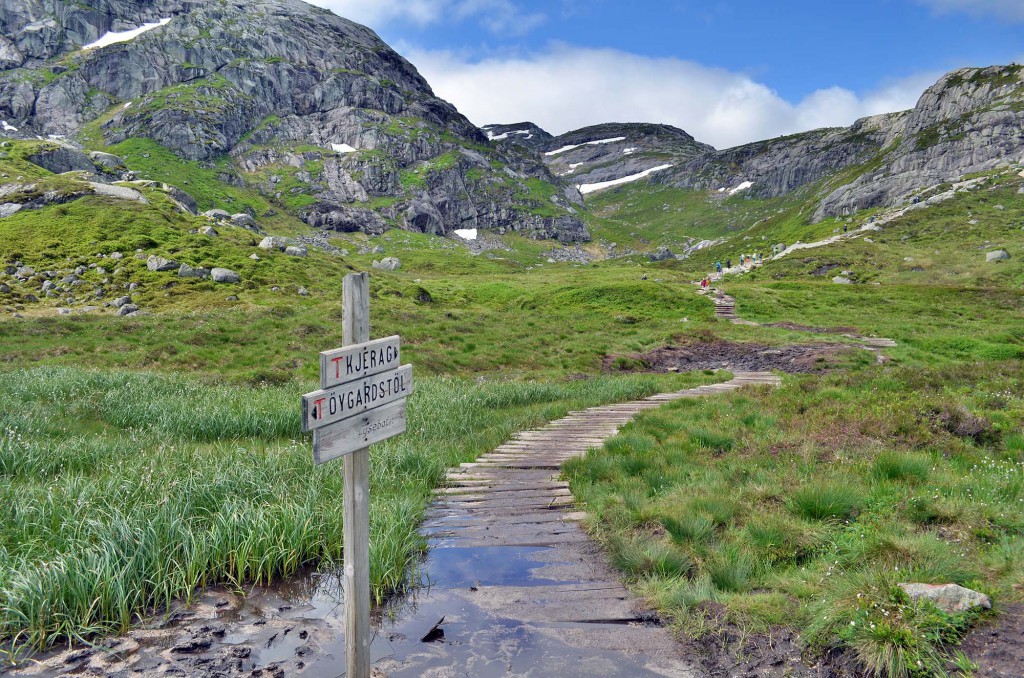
[374,372,781,676]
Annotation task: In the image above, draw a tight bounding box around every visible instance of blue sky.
[309,0,1024,148]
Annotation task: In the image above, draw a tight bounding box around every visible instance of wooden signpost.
[301,272,411,678]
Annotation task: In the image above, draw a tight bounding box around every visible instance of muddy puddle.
[606,339,857,374]
[4,540,691,678]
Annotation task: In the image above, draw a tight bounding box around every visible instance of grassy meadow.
[0,134,1022,676]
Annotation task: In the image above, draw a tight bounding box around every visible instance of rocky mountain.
[481,123,553,152]
[517,64,1023,224]
[0,0,587,242]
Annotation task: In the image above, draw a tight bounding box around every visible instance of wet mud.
[605,339,856,375]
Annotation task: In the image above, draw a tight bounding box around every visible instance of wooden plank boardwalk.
[375,372,781,676]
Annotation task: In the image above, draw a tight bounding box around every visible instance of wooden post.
[342,272,371,678]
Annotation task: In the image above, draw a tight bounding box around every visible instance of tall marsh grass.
[0,366,715,651]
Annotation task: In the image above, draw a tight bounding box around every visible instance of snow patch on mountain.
[83,18,173,50]
[578,164,673,195]
[545,136,627,156]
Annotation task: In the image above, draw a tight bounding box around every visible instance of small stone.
[249,254,260,261]
[57,308,71,315]
[41,280,55,292]
[128,282,139,292]
[285,245,308,257]
[298,287,309,296]
[0,283,9,293]
[109,252,123,261]
[994,204,1005,211]
[15,266,34,278]
[202,209,231,220]
[147,256,179,272]
[198,226,218,237]
[372,245,385,254]
[897,583,992,614]
[986,250,1010,262]
[112,296,132,309]
[211,268,240,283]
[832,276,853,285]
[23,294,38,302]
[225,295,239,301]
[117,304,139,316]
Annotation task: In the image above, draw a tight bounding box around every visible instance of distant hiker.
[726,259,731,269]
[701,277,709,289]
[715,261,722,273]
[843,225,848,233]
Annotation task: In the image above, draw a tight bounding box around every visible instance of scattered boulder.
[117,304,139,317]
[372,245,386,255]
[41,280,55,292]
[225,295,239,301]
[648,246,675,262]
[147,256,179,272]
[57,307,71,316]
[15,266,34,278]
[230,213,256,228]
[249,254,260,261]
[203,209,232,220]
[89,183,147,203]
[27,144,94,174]
[198,226,218,237]
[986,250,1010,262]
[298,287,309,296]
[0,283,9,293]
[109,252,123,261]
[88,151,125,172]
[0,203,22,218]
[284,245,308,257]
[372,257,402,271]
[832,276,853,285]
[178,264,210,279]
[258,236,291,251]
[112,296,132,308]
[897,583,992,614]
[211,268,240,283]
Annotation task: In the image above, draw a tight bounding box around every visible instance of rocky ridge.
[505,64,1023,223]
[0,0,588,242]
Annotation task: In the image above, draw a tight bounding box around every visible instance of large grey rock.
[146,255,178,272]
[89,151,125,171]
[198,225,217,236]
[210,268,240,283]
[15,266,34,278]
[648,246,675,262]
[112,296,132,308]
[230,213,256,228]
[986,250,1010,262]
[27,144,94,174]
[117,303,139,316]
[203,209,232,220]
[897,583,992,614]
[258,236,292,251]
[832,276,853,285]
[372,257,401,271]
[89,183,147,203]
[284,245,308,257]
[0,203,22,218]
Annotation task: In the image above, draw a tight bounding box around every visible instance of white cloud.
[306,0,544,33]
[403,43,936,149]
[914,0,1024,21]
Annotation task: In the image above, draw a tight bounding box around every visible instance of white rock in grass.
[897,583,991,614]
[986,250,1010,262]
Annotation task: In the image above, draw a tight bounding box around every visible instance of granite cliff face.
[0,0,588,241]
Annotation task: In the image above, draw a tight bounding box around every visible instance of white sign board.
[313,399,407,464]
[301,364,412,432]
[320,335,401,389]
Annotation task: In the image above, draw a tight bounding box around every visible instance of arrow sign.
[302,364,412,432]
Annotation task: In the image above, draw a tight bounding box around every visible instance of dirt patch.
[605,339,856,374]
[957,603,1024,676]
[762,321,860,335]
[676,602,857,677]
